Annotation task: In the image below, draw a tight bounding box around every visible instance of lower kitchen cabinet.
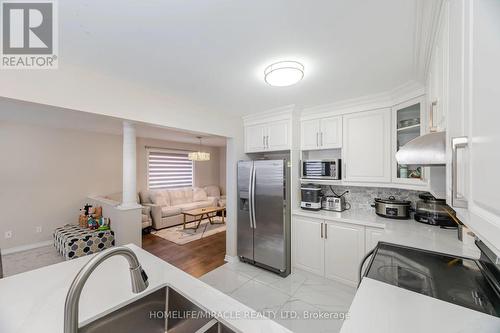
[324,222,365,286]
[293,216,367,286]
[293,215,325,276]
[365,227,384,252]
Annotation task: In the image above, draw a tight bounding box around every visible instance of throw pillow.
[193,187,208,202]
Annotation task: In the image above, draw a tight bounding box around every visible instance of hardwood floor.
[142,231,226,278]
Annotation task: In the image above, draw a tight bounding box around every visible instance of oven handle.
[358,247,376,288]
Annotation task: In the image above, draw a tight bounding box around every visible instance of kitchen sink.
[80,286,236,333]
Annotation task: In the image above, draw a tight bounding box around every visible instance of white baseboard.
[2,240,53,255]
[224,254,238,263]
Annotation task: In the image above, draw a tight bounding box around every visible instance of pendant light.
[188,136,211,161]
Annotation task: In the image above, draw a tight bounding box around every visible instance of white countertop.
[341,278,500,333]
[0,244,291,333]
[292,208,480,258]
[293,208,499,332]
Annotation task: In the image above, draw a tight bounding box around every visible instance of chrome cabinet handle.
[324,223,327,239]
[320,132,324,147]
[262,135,266,149]
[451,136,468,208]
[429,100,438,132]
[266,135,269,149]
[320,222,323,238]
[316,132,319,147]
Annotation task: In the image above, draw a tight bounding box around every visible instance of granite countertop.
[0,244,291,333]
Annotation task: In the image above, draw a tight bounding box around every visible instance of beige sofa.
[139,186,225,230]
[102,192,152,231]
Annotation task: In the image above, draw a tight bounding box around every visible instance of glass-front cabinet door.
[392,97,427,185]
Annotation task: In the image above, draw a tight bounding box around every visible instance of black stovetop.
[365,242,500,317]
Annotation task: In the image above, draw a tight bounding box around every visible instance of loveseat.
[139,186,225,230]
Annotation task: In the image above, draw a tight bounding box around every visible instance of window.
[147,149,193,189]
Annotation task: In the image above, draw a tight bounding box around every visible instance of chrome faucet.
[64,246,149,333]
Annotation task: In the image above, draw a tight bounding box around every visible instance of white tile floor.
[200,261,356,333]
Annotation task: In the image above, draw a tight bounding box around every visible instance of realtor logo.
[1,0,58,68]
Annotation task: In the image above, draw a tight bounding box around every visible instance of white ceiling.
[57,0,417,116]
[0,98,227,146]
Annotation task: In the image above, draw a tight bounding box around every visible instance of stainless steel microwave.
[301,159,341,180]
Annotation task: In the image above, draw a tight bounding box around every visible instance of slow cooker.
[372,196,412,219]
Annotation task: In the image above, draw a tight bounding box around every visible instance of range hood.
[396,131,446,165]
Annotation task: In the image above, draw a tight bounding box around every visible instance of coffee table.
[182,206,226,230]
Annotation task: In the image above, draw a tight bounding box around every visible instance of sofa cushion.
[139,190,155,204]
[151,191,170,206]
[168,187,193,206]
[178,200,214,212]
[204,185,221,198]
[161,206,182,217]
[193,187,208,202]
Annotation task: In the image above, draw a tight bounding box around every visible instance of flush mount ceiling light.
[264,61,304,87]
[188,136,211,162]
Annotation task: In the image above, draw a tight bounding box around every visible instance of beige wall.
[0,122,123,250]
[219,147,226,195]
[136,137,223,193]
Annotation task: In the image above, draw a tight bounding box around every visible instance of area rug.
[152,217,226,245]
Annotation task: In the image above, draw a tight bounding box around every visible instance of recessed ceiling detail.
[264,61,304,87]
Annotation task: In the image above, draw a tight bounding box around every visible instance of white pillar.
[120,121,140,209]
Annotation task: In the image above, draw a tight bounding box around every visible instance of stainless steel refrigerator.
[237,159,291,277]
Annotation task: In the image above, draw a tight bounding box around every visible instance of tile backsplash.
[321,185,425,211]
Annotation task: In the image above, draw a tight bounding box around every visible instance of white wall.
[219,147,227,195]
[0,122,123,249]
[136,137,224,193]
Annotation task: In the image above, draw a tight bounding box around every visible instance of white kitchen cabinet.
[320,116,342,149]
[293,215,367,286]
[245,120,290,153]
[441,0,500,253]
[324,221,365,286]
[245,124,266,153]
[267,120,290,151]
[392,97,428,186]
[300,119,321,150]
[300,116,342,150]
[365,227,384,252]
[293,215,324,276]
[342,109,391,182]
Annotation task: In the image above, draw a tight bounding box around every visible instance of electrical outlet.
[36,226,42,233]
[5,230,12,239]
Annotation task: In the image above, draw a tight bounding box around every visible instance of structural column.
[120,121,140,208]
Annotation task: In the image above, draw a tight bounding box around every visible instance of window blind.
[147,150,193,189]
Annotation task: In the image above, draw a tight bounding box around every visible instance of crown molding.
[242,104,298,125]
[300,81,424,120]
[414,0,445,82]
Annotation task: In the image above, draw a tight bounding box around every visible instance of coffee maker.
[300,184,322,211]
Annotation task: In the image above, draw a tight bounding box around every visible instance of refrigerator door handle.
[248,163,255,229]
[251,164,257,228]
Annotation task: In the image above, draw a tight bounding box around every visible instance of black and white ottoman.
[53,224,115,260]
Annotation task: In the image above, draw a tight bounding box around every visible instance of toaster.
[322,196,347,212]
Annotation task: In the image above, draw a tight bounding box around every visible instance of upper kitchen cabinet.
[343,109,391,182]
[426,3,449,133]
[300,116,342,150]
[392,96,427,186]
[244,107,295,153]
[245,123,267,153]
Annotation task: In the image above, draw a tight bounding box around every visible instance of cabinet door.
[293,216,324,276]
[245,124,266,153]
[365,227,383,252]
[300,119,320,150]
[267,120,290,151]
[392,97,427,186]
[320,116,342,149]
[343,109,391,182]
[324,221,365,286]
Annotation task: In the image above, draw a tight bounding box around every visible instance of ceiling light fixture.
[188,136,211,162]
[264,60,304,87]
